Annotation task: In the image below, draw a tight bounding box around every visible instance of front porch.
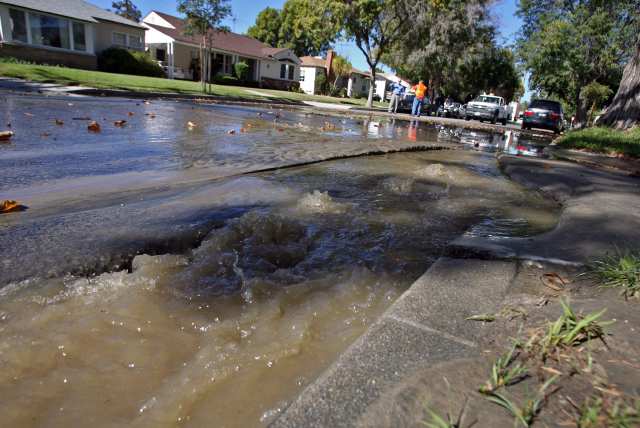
[147,42,260,83]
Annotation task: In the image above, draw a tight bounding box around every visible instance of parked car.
[437,102,462,118]
[521,99,564,134]
[465,94,509,125]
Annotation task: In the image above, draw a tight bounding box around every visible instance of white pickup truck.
[464,94,509,125]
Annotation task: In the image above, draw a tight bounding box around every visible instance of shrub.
[234,61,249,81]
[97,48,164,78]
[212,74,239,85]
[314,71,328,95]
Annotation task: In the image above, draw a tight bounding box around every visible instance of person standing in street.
[387,81,405,114]
[411,80,428,117]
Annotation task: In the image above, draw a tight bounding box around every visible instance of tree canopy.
[516,0,639,127]
[247,0,342,57]
[111,0,141,22]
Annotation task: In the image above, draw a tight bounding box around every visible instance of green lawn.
[556,127,640,158]
[0,62,385,108]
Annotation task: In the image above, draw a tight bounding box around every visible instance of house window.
[299,69,305,82]
[129,34,143,50]
[288,65,294,80]
[29,13,70,49]
[156,48,166,61]
[362,85,366,92]
[9,9,27,43]
[72,22,86,51]
[280,64,286,79]
[223,54,233,74]
[112,32,127,47]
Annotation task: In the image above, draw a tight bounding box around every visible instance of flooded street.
[1,94,558,427]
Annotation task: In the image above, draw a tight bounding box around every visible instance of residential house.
[300,51,372,99]
[0,0,146,70]
[142,11,301,89]
[299,55,328,95]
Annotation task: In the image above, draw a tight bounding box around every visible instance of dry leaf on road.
[1,200,27,214]
[114,120,127,127]
[0,131,14,141]
[88,121,101,132]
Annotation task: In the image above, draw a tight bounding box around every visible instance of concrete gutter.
[272,258,517,428]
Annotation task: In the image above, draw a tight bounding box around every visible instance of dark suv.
[522,99,564,134]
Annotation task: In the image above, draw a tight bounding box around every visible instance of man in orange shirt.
[411,80,428,116]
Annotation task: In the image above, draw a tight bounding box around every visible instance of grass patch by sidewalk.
[588,250,640,300]
[556,127,640,158]
[0,61,385,107]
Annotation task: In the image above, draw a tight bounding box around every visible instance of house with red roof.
[142,11,301,89]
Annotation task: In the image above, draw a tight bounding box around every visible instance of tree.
[247,0,342,57]
[177,0,232,93]
[330,55,352,93]
[234,61,249,81]
[382,0,496,102]
[330,0,408,108]
[600,36,640,129]
[516,0,639,128]
[247,8,282,48]
[111,0,141,22]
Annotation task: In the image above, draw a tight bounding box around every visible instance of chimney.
[325,49,335,77]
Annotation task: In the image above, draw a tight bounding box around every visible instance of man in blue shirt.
[388,81,406,114]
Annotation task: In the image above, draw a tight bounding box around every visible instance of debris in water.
[41,132,51,138]
[187,121,197,129]
[24,112,34,117]
[55,119,64,125]
[240,128,247,133]
[128,112,135,116]
[0,130,14,141]
[114,120,127,127]
[88,121,101,132]
[1,200,27,213]
[228,129,236,135]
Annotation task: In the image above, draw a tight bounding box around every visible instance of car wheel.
[491,115,497,125]
[501,118,508,126]
[465,116,470,121]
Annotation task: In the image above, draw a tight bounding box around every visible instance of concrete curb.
[271,258,517,427]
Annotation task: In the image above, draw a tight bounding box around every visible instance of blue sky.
[93,0,528,97]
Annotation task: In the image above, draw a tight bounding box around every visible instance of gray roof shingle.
[0,0,145,28]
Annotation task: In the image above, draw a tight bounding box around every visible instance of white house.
[142,11,301,89]
[0,0,145,69]
[300,51,374,99]
[299,55,327,95]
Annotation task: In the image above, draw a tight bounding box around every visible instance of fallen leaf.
[128,112,134,116]
[541,366,563,376]
[541,273,567,291]
[88,121,101,132]
[55,119,64,125]
[240,128,247,133]
[0,131,14,141]
[24,112,34,117]
[227,129,236,135]
[187,121,197,128]
[144,101,151,105]
[1,200,27,213]
[41,132,51,137]
[114,120,127,127]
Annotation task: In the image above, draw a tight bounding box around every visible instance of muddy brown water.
[1,96,558,427]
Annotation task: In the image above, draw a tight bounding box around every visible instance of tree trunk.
[574,89,589,129]
[599,39,640,129]
[367,68,375,108]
